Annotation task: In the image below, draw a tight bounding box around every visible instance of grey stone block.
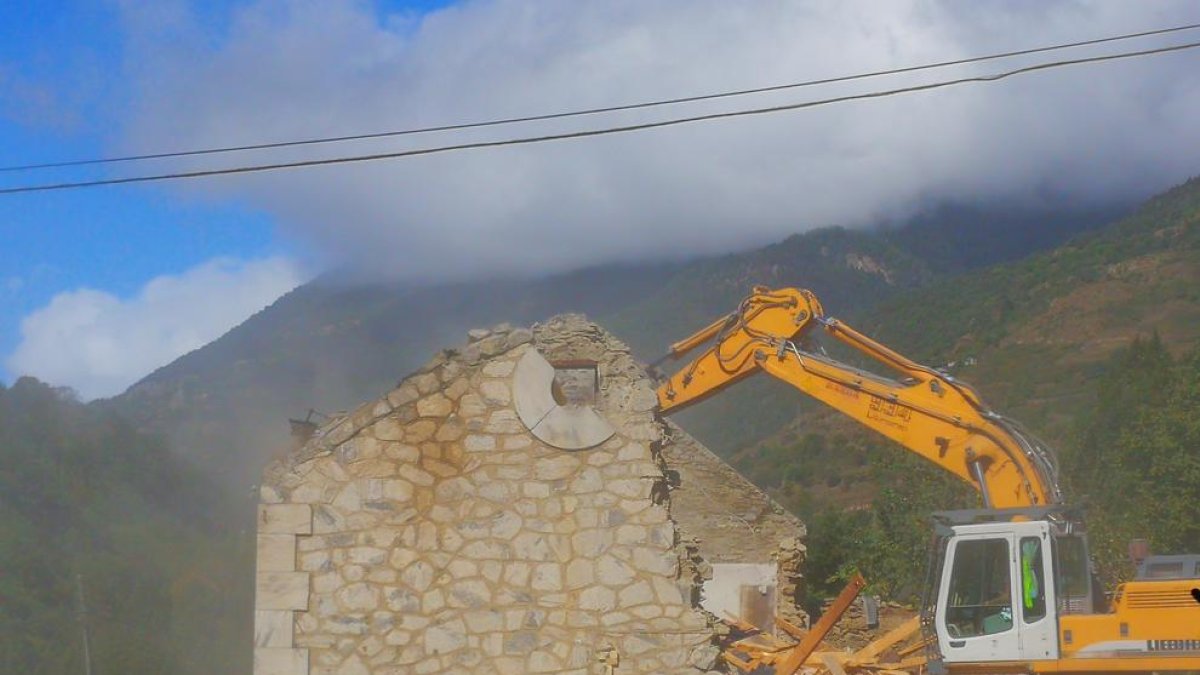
[258,504,313,535]
[253,647,308,675]
[257,571,310,611]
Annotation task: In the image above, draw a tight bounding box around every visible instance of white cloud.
[5,257,303,400]
[118,0,1200,281]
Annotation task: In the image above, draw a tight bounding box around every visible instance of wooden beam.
[776,616,807,640]
[822,653,850,675]
[896,635,933,658]
[803,651,847,666]
[774,573,866,675]
[724,613,759,633]
[723,652,757,672]
[732,638,790,654]
[847,616,920,666]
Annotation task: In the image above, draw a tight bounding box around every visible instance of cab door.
[1011,521,1058,661]
[937,530,1021,662]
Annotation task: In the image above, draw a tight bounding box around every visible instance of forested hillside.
[739,177,1200,604]
[0,378,249,674]
[867,176,1200,427]
[1066,337,1200,583]
[109,198,1114,490]
[796,339,1200,605]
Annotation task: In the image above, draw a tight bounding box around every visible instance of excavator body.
[655,286,1200,674]
[922,510,1200,673]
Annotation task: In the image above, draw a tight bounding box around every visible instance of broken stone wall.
[661,425,807,631]
[254,314,806,674]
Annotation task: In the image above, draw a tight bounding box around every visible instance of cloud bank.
[5,257,302,400]
[119,0,1200,281]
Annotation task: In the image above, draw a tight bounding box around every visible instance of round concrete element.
[513,349,615,450]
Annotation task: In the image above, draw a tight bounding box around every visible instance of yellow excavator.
[654,286,1200,674]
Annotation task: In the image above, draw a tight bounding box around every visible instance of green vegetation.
[792,337,1200,606]
[771,435,974,605]
[0,378,250,674]
[1065,336,1200,585]
[868,178,1200,367]
[750,178,1200,605]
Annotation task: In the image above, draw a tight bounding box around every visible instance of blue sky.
[2,1,1198,399]
[0,0,450,394]
[1,2,272,388]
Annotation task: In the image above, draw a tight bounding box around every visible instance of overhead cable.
[2,21,1199,174]
[2,39,1197,195]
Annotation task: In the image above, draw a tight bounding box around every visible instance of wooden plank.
[776,615,807,640]
[774,572,866,675]
[822,653,850,675]
[723,652,757,672]
[803,651,846,666]
[869,659,927,671]
[731,645,842,668]
[733,637,790,654]
[846,616,920,666]
[723,612,759,633]
[756,633,791,650]
[896,636,933,658]
[856,657,925,675]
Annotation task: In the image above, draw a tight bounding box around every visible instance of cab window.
[1053,535,1093,613]
[1020,537,1046,622]
[944,538,1013,638]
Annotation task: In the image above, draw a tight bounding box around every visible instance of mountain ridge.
[106,193,1153,490]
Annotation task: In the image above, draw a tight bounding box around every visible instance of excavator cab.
[923,509,1096,668]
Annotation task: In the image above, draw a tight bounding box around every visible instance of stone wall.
[254,315,806,674]
[660,425,808,630]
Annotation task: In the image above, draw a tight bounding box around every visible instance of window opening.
[1020,537,1046,622]
[1053,535,1092,614]
[550,360,599,406]
[944,538,1013,638]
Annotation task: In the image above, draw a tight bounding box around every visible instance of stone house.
[254,315,806,674]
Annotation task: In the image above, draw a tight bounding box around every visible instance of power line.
[3,21,1199,174]
[2,39,1197,196]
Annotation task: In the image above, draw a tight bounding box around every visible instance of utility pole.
[75,573,93,675]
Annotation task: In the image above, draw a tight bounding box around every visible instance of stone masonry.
[254,315,805,674]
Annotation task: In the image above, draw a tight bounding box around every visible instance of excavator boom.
[656,286,1060,509]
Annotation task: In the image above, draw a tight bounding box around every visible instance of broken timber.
[776,572,866,675]
[722,574,928,675]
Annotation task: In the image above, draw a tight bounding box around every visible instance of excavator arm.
[655,286,1062,509]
